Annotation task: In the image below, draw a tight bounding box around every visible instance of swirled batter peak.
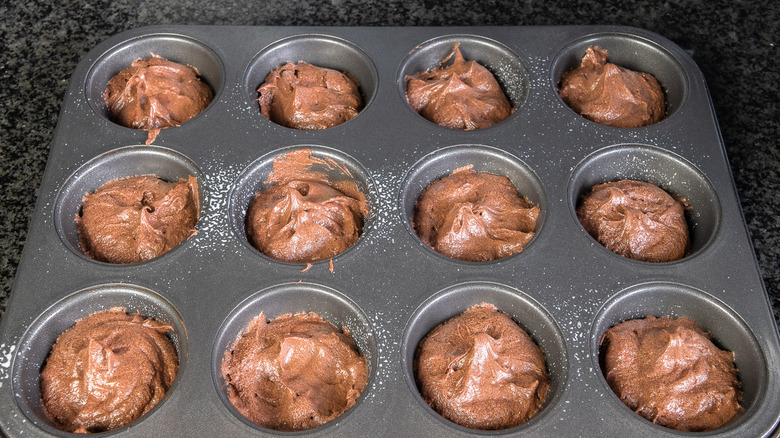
[415,303,549,430]
[246,149,368,263]
[77,175,199,264]
[602,316,741,431]
[558,46,665,128]
[258,62,363,130]
[104,54,214,144]
[406,45,513,130]
[577,179,688,262]
[40,308,179,433]
[413,166,538,261]
[221,311,368,431]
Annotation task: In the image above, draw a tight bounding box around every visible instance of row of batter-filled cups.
[11,279,767,435]
[86,30,692,139]
[56,142,721,266]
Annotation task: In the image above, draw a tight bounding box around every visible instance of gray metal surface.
[0,25,778,437]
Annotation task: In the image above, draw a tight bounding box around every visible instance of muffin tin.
[0,25,778,437]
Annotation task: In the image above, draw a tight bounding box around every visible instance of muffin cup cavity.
[245,34,378,128]
[10,284,188,435]
[568,144,720,262]
[54,145,205,265]
[400,144,546,263]
[551,32,689,127]
[401,282,568,432]
[85,33,224,126]
[398,34,529,128]
[228,145,376,264]
[212,282,376,433]
[590,282,768,432]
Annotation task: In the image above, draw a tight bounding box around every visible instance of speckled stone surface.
[0,0,778,330]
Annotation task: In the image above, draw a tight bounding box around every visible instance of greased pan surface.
[0,25,778,437]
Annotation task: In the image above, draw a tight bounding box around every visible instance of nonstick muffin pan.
[1,25,778,437]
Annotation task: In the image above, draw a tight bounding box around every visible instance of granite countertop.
[1,0,777,331]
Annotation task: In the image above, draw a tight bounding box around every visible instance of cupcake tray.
[1,25,779,437]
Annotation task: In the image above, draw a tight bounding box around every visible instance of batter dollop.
[577,179,688,262]
[221,312,368,431]
[558,46,665,128]
[104,54,214,144]
[40,308,179,433]
[405,45,513,130]
[413,166,538,261]
[258,62,363,129]
[246,149,367,263]
[415,303,549,430]
[601,316,741,431]
[77,175,199,264]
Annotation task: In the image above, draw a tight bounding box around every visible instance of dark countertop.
[1,0,777,330]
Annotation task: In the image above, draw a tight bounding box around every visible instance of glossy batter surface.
[558,46,665,128]
[104,54,213,144]
[246,149,367,263]
[413,166,538,261]
[77,175,199,264]
[221,312,368,431]
[602,316,741,431]
[40,309,179,433]
[577,179,688,262]
[258,62,363,130]
[406,45,513,130]
[415,303,549,430]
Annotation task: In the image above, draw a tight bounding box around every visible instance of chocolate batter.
[415,303,549,430]
[601,316,741,431]
[413,166,538,261]
[221,312,368,431]
[104,54,214,145]
[577,179,688,262]
[558,46,665,128]
[258,62,363,129]
[246,149,367,263]
[405,45,513,130]
[40,308,179,433]
[77,175,199,264]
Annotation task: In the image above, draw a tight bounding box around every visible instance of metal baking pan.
[0,25,778,437]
